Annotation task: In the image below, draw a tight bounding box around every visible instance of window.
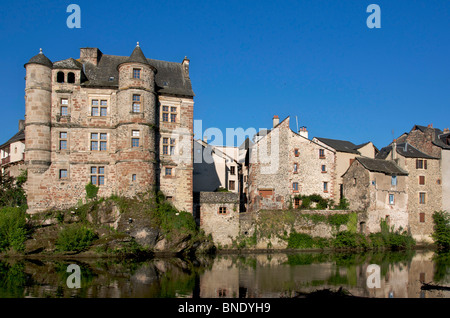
[229,180,235,191]
[59,169,68,179]
[162,138,169,155]
[162,106,177,122]
[162,137,175,155]
[391,175,397,186]
[100,100,107,116]
[90,166,105,185]
[437,179,441,185]
[416,159,427,170]
[293,163,298,173]
[60,98,68,116]
[389,194,395,205]
[218,207,227,214]
[319,149,325,159]
[132,94,141,113]
[323,182,328,193]
[293,182,299,192]
[59,132,68,150]
[131,130,140,148]
[165,167,172,176]
[67,72,75,83]
[419,192,426,204]
[132,174,137,182]
[419,176,425,185]
[91,100,99,116]
[321,165,327,173]
[230,166,236,175]
[420,213,425,223]
[133,68,141,79]
[170,107,177,122]
[57,71,64,83]
[90,133,107,151]
[294,149,299,157]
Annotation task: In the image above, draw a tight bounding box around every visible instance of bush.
[0,170,27,208]
[333,231,368,249]
[0,206,28,252]
[432,211,450,251]
[56,224,98,252]
[287,231,330,249]
[85,182,99,201]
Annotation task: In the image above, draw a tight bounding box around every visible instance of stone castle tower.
[23,44,194,214]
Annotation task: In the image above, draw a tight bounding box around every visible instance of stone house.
[0,120,26,178]
[342,157,409,234]
[247,116,336,212]
[312,137,378,201]
[377,141,441,242]
[23,45,194,213]
[193,139,241,194]
[396,124,450,213]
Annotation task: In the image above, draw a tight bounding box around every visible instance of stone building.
[247,116,336,212]
[342,157,409,234]
[313,137,378,201]
[377,141,441,242]
[193,139,241,194]
[396,124,450,212]
[23,45,194,213]
[0,120,26,178]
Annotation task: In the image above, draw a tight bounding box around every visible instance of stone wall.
[198,192,240,247]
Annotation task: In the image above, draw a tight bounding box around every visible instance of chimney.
[18,119,25,131]
[273,115,279,128]
[392,139,397,161]
[182,56,190,77]
[444,128,450,134]
[299,126,308,139]
[80,47,103,66]
[427,123,433,128]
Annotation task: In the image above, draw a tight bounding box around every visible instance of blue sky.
[0,0,449,149]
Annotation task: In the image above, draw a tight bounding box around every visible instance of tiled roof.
[314,137,360,154]
[376,142,438,160]
[0,129,25,149]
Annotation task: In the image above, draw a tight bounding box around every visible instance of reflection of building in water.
[199,256,239,298]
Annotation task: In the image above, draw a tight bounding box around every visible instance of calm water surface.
[1,250,449,298]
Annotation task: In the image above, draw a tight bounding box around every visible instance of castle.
[23,44,194,214]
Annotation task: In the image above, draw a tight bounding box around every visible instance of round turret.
[24,49,52,172]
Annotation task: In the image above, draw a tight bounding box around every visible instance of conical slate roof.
[124,42,150,65]
[25,49,53,68]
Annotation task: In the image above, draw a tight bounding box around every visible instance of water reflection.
[0,250,448,298]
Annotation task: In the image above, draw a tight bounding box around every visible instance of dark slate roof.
[82,54,194,97]
[25,50,52,68]
[0,129,25,149]
[314,137,360,154]
[433,132,450,150]
[376,142,438,160]
[355,157,408,176]
[239,137,254,150]
[123,45,150,66]
[53,58,83,70]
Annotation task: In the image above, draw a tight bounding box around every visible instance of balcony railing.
[1,156,10,165]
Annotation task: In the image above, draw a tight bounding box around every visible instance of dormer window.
[133,68,141,79]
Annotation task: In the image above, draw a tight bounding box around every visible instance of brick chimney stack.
[273,115,279,128]
[299,126,308,139]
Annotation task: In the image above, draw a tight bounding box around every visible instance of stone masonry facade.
[247,117,336,212]
[23,45,194,214]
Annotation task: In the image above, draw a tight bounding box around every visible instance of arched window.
[57,72,65,83]
[68,72,75,83]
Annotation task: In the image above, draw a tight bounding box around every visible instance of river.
[0,249,449,298]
